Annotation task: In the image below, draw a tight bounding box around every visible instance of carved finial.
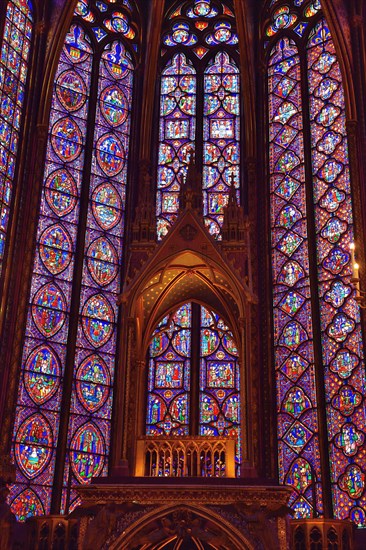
[179,151,202,214]
[221,173,248,242]
[228,172,238,206]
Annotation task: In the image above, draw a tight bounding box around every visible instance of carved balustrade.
[135,436,236,478]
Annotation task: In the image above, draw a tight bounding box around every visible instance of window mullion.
[190,302,201,436]
[195,63,204,174]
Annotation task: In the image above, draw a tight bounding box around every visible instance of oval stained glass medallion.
[14,413,53,479]
[31,283,66,338]
[39,223,73,275]
[10,489,44,522]
[286,458,312,493]
[76,354,110,413]
[86,237,118,286]
[92,182,122,230]
[51,117,83,162]
[56,69,87,112]
[100,84,128,126]
[24,345,60,405]
[96,133,125,176]
[69,422,105,483]
[45,169,78,217]
[82,294,114,347]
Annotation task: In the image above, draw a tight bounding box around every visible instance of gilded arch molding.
[106,503,257,549]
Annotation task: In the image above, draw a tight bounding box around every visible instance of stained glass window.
[152,0,243,475]
[156,0,240,240]
[9,0,138,520]
[0,0,33,276]
[267,0,366,525]
[199,307,241,466]
[157,54,196,239]
[147,304,192,436]
[308,18,366,525]
[146,303,242,469]
[268,35,322,519]
[203,52,240,237]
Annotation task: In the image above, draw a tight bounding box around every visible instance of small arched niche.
[113,208,256,477]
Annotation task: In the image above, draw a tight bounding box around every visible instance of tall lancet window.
[9,0,139,520]
[266,0,366,526]
[146,303,242,469]
[0,0,33,276]
[156,0,241,240]
[151,1,242,473]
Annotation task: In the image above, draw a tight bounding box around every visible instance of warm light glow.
[350,242,355,250]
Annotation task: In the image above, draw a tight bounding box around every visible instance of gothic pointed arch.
[115,201,254,476]
[86,503,259,549]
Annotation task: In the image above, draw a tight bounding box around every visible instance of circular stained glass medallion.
[32,283,66,338]
[100,85,128,127]
[39,223,73,275]
[15,413,53,479]
[56,69,87,112]
[45,169,78,217]
[214,23,231,43]
[194,1,210,16]
[11,489,44,522]
[87,237,118,287]
[70,422,105,483]
[96,133,124,176]
[105,12,129,34]
[92,183,122,230]
[76,354,110,413]
[51,117,83,162]
[24,345,60,405]
[82,294,114,347]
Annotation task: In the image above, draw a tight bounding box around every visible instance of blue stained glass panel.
[156,54,196,240]
[203,51,240,238]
